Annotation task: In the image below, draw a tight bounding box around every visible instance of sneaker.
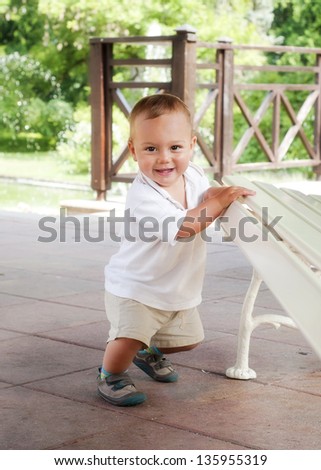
[97,370,147,406]
[133,349,178,382]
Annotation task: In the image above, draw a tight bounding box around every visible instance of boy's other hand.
[203,186,256,205]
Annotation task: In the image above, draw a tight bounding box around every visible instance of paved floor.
[1,208,321,450]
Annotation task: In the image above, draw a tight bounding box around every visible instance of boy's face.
[128,111,196,189]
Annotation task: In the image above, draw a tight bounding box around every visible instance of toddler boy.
[97,93,255,406]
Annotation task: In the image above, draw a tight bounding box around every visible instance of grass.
[0,181,95,215]
[0,150,127,214]
[0,150,91,214]
[0,151,90,185]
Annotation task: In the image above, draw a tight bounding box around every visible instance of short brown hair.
[129,93,192,136]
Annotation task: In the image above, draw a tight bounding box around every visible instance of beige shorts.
[105,291,204,349]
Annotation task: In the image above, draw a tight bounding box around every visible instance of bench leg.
[226,269,262,380]
[226,268,297,380]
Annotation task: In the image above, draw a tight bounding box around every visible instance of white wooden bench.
[213,176,321,380]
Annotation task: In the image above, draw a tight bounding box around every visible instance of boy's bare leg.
[102,337,144,374]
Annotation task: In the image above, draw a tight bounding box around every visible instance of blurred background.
[0,0,320,214]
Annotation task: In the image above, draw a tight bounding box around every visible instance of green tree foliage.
[1,0,275,104]
[272,0,321,52]
[0,52,73,149]
[0,0,45,52]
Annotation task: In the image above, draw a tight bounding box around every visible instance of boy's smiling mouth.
[154,168,175,175]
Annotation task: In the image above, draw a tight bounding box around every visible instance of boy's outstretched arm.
[176,186,255,239]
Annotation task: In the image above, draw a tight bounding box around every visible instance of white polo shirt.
[105,162,210,310]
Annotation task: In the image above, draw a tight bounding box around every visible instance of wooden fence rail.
[90,26,321,200]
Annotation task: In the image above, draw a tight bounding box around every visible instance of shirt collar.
[137,170,187,210]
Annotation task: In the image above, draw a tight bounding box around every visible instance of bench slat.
[280,188,321,217]
[311,194,321,206]
[254,181,321,229]
[222,175,321,271]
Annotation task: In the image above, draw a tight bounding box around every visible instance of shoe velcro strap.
[154,357,173,370]
[106,373,134,387]
[144,354,174,371]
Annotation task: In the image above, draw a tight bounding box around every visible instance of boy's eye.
[145,146,156,152]
[171,145,182,151]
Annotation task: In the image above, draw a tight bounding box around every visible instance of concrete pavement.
[1,209,321,450]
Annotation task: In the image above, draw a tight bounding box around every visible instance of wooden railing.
[89,26,321,199]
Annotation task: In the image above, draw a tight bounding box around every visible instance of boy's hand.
[177,185,255,239]
[203,186,256,206]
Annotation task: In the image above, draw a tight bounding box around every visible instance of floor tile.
[0,336,101,384]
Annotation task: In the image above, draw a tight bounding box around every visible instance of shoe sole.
[133,360,178,382]
[97,388,147,406]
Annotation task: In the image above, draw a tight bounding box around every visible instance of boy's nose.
[157,150,171,163]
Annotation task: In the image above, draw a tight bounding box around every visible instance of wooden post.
[272,91,281,162]
[90,40,113,200]
[214,46,224,181]
[171,25,197,117]
[90,41,106,200]
[314,53,321,180]
[219,37,234,177]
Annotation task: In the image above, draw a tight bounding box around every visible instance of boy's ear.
[128,138,137,160]
[191,135,197,149]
